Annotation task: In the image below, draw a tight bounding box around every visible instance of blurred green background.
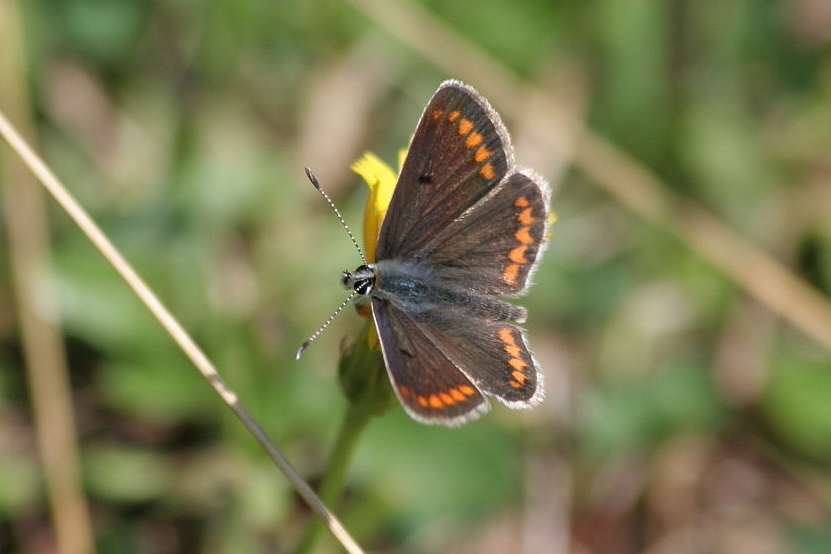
[1,0,831,553]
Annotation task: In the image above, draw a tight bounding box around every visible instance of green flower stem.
[318,403,372,508]
[293,320,395,554]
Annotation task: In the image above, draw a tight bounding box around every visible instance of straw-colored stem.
[293,404,372,554]
[0,108,366,554]
[0,1,96,553]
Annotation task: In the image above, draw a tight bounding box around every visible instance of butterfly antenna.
[304,167,367,265]
[295,290,358,359]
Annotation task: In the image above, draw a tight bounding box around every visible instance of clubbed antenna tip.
[304,167,321,190]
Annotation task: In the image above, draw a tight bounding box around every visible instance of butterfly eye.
[342,265,376,296]
[354,279,373,295]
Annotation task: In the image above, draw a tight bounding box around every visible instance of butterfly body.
[345,260,527,323]
[346,80,551,426]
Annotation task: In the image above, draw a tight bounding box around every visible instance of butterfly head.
[342,264,376,296]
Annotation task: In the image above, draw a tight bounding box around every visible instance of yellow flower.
[351,152,397,264]
[351,151,404,349]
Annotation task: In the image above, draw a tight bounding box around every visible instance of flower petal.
[351,152,397,263]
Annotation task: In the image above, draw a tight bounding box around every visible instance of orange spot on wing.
[399,385,411,397]
[459,384,476,396]
[440,392,454,405]
[466,131,483,147]
[474,144,491,161]
[509,245,528,263]
[515,226,533,244]
[480,162,495,180]
[449,388,465,402]
[509,358,527,371]
[417,395,429,407]
[448,110,461,121]
[431,109,443,120]
[458,118,473,135]
[518,207,534,225]
[501,326,530,385]
[503,263,519,284]
[505,344,522,358]
[429,394,443,408]
[515,196,529,207]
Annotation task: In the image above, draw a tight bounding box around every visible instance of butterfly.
[303,80,551,426]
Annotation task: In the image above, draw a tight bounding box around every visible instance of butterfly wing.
[376,80,512,261]
[371,297,490,426]
[413,308,544,407]
[377,81,549,295]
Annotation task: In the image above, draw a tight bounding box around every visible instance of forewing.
[371,297,490,426]
[376,81,511,260]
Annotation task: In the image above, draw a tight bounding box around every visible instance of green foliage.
[765,348,831,460]
[2,0,831,552]
[581,360,726,459]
